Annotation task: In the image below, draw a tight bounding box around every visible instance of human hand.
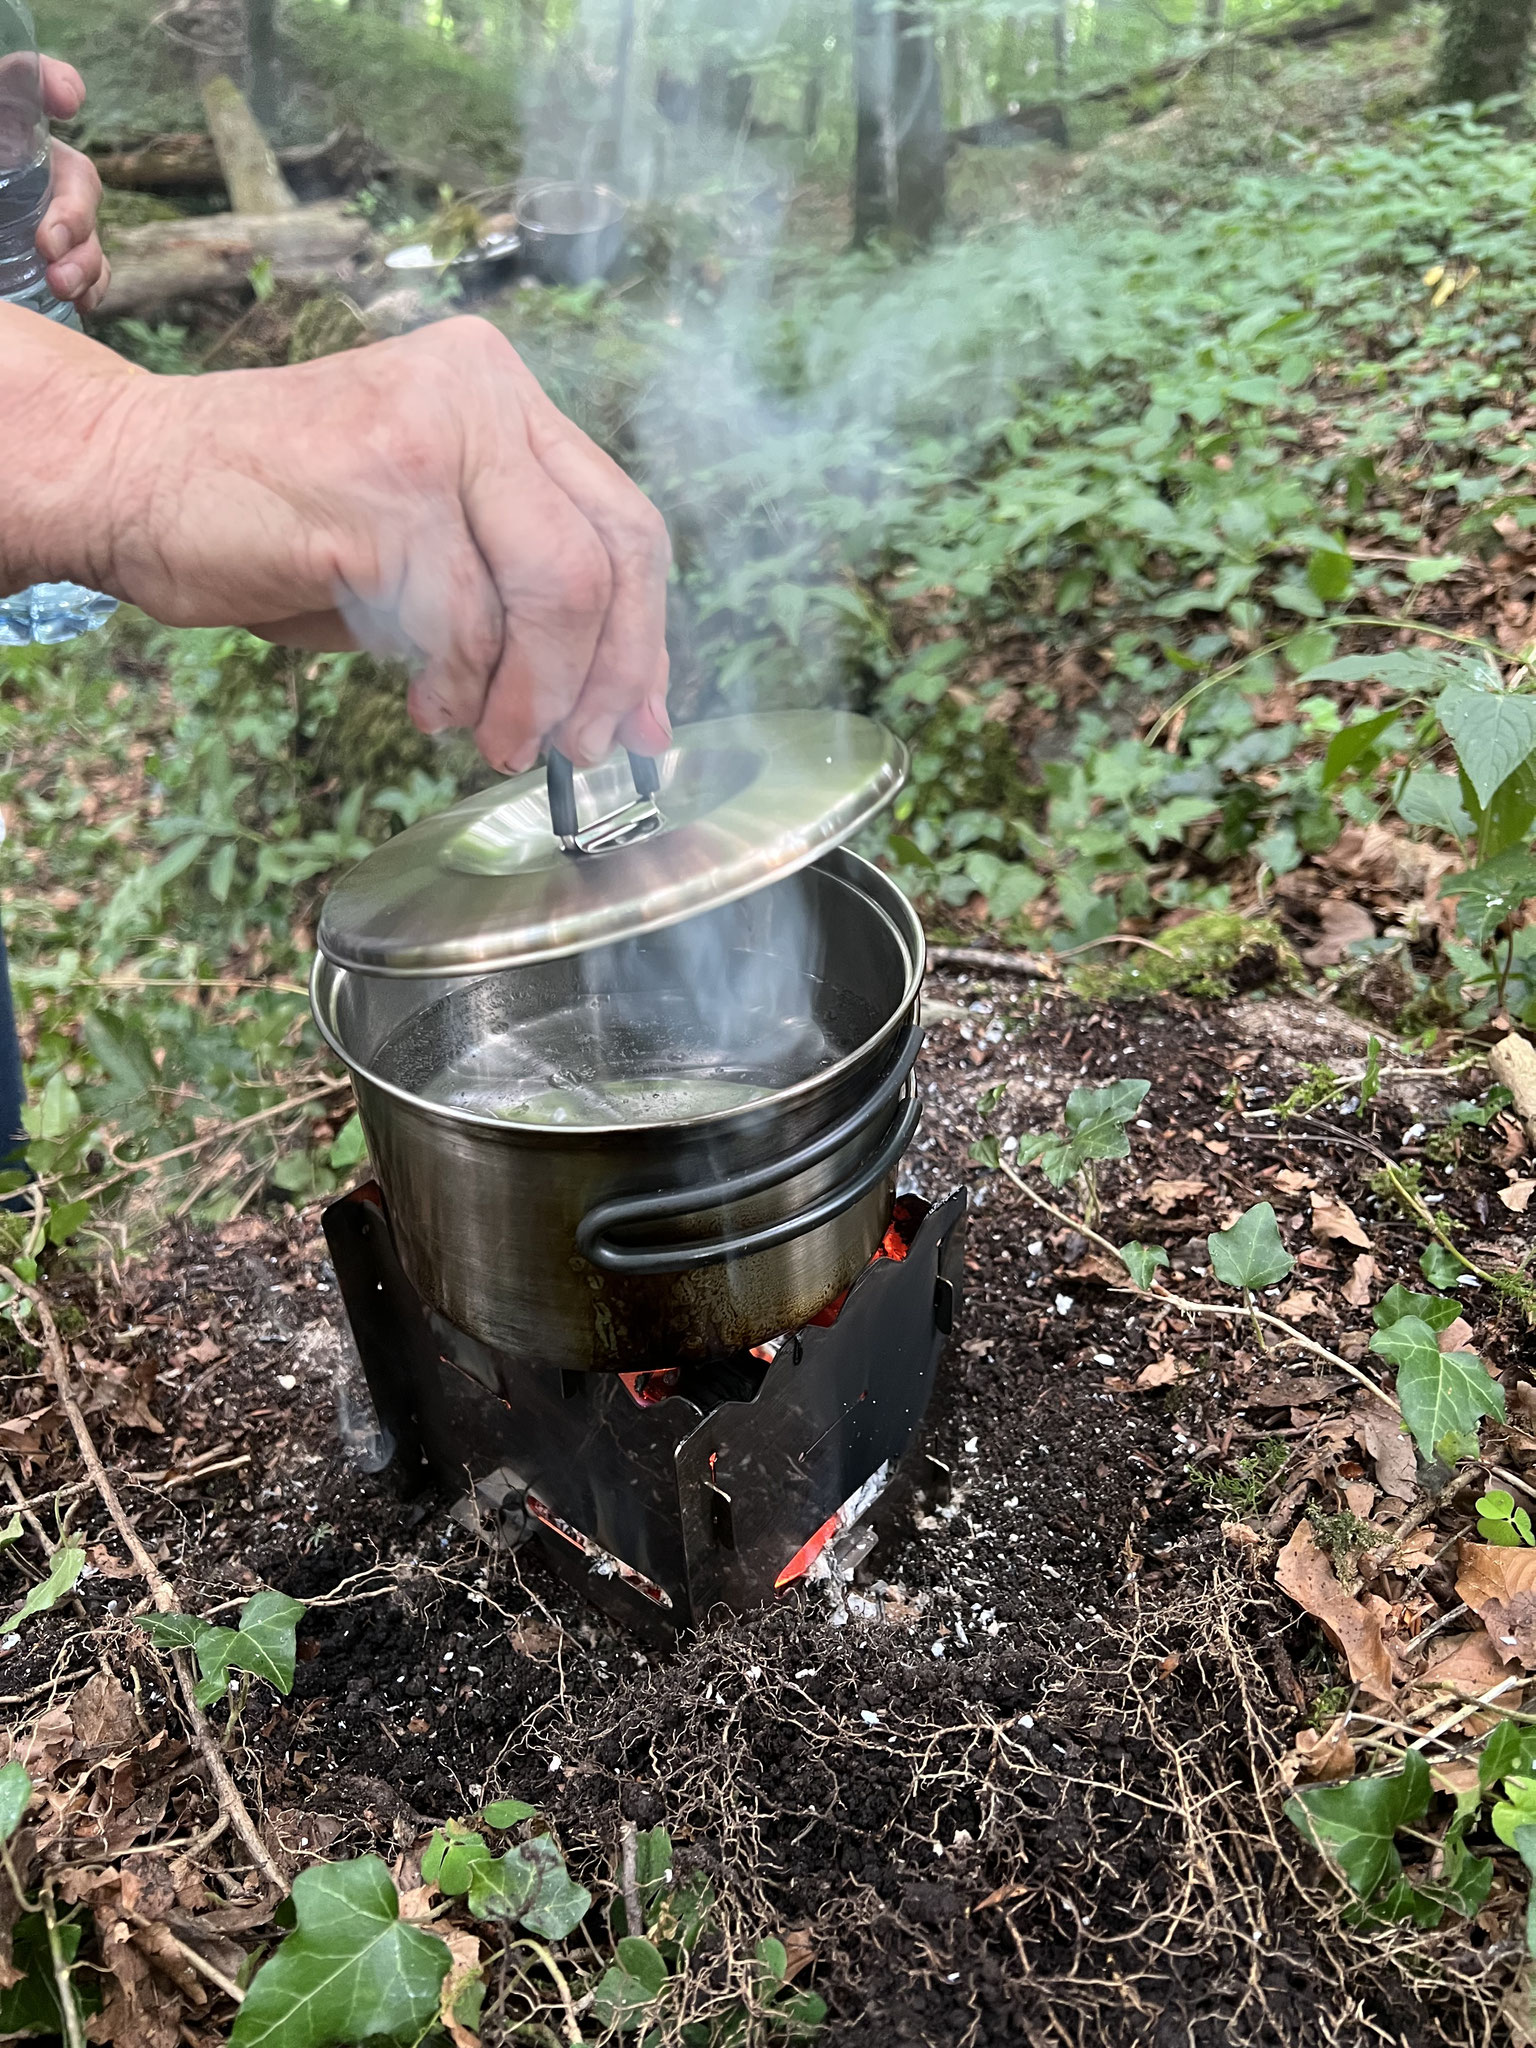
[96,317,671,771]
[36,58,108,314]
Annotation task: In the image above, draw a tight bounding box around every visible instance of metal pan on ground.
[382,228,522,276]
[515,182,628,286]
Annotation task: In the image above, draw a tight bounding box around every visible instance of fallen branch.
[101,200,373,319]
[2,1268,285,1894]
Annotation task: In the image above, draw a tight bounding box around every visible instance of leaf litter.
[0,985,1532,2043]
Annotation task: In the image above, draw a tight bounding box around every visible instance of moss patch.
[1067,912,1298,1003]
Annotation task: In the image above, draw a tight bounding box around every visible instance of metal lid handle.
[547,749,663,856]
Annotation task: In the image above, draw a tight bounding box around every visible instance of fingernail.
[52,262,81,299]
[648,690,672,740]
[39,224,69,261]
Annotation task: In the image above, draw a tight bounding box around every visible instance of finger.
[39,57,85,121]
[339,522,506,737]
[526,407,671,768]
[465,472,614,775]
[614,669,674,760]
[250,610,360,653]
[37,143,101,271]
[48,232,106,308]
[79,254,111,317]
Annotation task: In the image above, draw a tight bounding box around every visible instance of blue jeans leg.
[0,918,27,1178]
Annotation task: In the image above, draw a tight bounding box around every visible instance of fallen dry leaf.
[69,1674,137,1752]
[437,1926,482,2048]
[1302,897,1377,967]
[1135,1355,1192,1389]
[1457,1544,1536,1669]
[780,1929,817,1985]
[1272,1168,1317,1195]
[1243,1374,1350,1407]
[1071,1250,1128,1287]
[1438,1317,1477,1355]
[1310,1191,1372,1250]
[1275,1522,1397,1700]
[1146,1177,1208,1215]
[1204,1137,1231,1156]
[1342,1253,1378,1310]
[1343,1482,1377,1519]
[1500,1179,1536,1214]
[1405,1631,1519,1733]
[1280,1717,1357,1788]
[1275,1290,1324,1320]
[1352,1404,1417,1501]
[1431,1759,1482,1798]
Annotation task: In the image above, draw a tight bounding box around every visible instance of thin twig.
[124,1909,246,2005]
[926,945,1057,979]
[1,1268,285,1894]
[40,1882,86,2048]
[990,1157,1401,1412]
[55,1079,349,1202]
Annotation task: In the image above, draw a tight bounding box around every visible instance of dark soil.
[3,982,1523,2044]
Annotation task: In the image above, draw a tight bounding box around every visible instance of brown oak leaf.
[1456,1544,1536,1669]
[1146,1177,1208,1215]
[1310,1192,1372,1250]
[1342,1253,1378,1310]
[1275,1522,1397,1699]
[1352,1404,1417,1502]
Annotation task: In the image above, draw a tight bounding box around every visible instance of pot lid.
[316,709,908,977]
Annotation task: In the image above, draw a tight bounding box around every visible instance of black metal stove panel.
[323,1184,966,1638]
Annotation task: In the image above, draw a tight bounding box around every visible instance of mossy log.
[200,73,295,215]
[100,201,373,318]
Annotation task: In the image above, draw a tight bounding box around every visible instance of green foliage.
[0,1762,30,1840]
[1207,1203,1294,1291]
[230,1858,451,2048]
[140,1590,304,1709]
[0,1915,90,2037]
[1476,1489,1535,1546]
[1192,1439,1288,1513]
[1287,1751,1431,1900]
[1066,913,1295,1003]
[1119,1240,1170,1290]
[1018,1078,1152,1190]
[1,1541,84,1634]
[1368,1316,1504,1464]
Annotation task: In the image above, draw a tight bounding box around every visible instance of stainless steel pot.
[311,847,924,1374]
[516,181,628,286]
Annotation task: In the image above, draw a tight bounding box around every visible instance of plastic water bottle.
[0,0,117,647]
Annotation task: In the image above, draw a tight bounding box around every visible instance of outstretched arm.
[0,307,672,773]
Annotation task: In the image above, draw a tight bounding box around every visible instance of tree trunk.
[853,0,946,247]
[1437,0,1536,103]
[101,201,371,317]
[201,73,296,212]
[1204,0,1225,30]
[247,0,282,129]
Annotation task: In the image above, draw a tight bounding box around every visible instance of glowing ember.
[774,1460,893,1591]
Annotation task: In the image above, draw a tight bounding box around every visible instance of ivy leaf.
[1373,1285,1461,1333]
[1,1542,85,1633]
[1207,1203,1294,1291]
[1119,1241,1169,1291]
[0,1514,21,1550]
[1034,1079,1151,1187]
[1438,683,1536,809]
[1515,1826,1536,1957]
[230,1856,450,2048]
[1482,1718,1536,1793]
[328,1113,368,1171]
[1285,1750,1429,1897]
[1420,1243,1464,1290]
[142,1590,304,1708]
[0,1913,86,2035]
[517,1835,592,1941]
[1493,1777,1536,1849]
[1369,1315,1504,1463]
[968,1135,1001,1170]
[482,1799,538,1829]
[1438,1833,1494,1920]
[589,1935,669,2030]
[0,1761,31,1840]
[466,1844,536,1920]
[424,1827,493,1898]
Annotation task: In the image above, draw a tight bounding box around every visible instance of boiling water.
[374,974,873,1130]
